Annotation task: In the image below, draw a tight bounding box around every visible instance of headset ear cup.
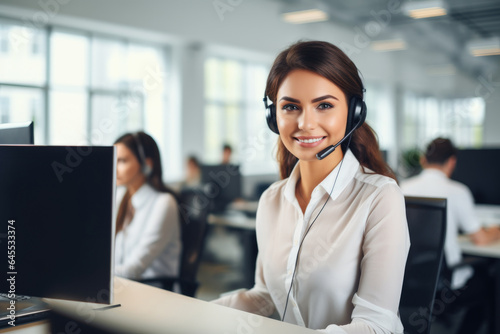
[266,104,279,134]
[143,164,153,177]
[347,97,367,133]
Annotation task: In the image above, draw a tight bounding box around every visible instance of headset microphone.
[316,124,359,160]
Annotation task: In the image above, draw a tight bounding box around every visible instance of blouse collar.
[284,149,360,204]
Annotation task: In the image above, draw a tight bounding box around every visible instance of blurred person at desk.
[114,131,181,280]
[214,41,410,333]
[178,155,202,190]
[401,137,500,334]
[222,143,233,164]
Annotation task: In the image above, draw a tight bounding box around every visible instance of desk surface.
[458,235,500,258]
[208,211,256,230]
[5,277,316,334]
[475,204,500,227]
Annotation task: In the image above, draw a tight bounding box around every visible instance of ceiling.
[276,0,500,79]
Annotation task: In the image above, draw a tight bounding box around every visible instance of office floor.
[196,226,247,301]
[194,228,489,334]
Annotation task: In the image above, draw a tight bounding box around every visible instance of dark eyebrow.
[279,96,300,103]
[279,95,339,104]
[311,95,338,103]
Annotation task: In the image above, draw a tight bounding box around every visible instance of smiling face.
[276,69,348,162]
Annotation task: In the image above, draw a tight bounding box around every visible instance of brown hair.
[266,40,396,181]
[425,137,457,165]
[114,131,177,233]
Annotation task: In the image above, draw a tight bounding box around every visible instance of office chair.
[253,182,273,200]
[140,188,210,297]
[434,247,493,333]
[399,196,447,334]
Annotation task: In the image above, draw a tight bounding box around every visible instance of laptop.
[0,294,50,328]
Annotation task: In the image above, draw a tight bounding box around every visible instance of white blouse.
[114,184,181,280]
[214,150,410,334]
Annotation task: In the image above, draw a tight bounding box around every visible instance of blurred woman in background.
[114,131,181,280]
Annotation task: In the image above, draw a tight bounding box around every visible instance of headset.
[132,132,153,177]
[263,92,366,160]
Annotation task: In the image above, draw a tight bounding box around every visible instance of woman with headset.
[114,131,181,280]
[214,41,410,333]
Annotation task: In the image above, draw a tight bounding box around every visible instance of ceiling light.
[370,39,407,52]
[402,0,448,19]
[467,37,500,57]
[281,2,329,24]
[282,9,329,24]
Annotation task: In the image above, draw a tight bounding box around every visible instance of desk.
[208,211,257,288]
[4,277,316,334]
[459,236,500,334]
[208,211,256,231]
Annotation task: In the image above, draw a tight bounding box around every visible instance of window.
[364,83,395,150]
[0,22,46,86]
[0,19,178,181]
[0,96,9,123]
[402,92,485,149]
[0,87,44,143]
[0,26,8,53]
[204,57,275,175]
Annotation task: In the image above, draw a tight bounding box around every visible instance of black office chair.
[399,196,447,334]
[140,188,210,297]
[435,245,493,333]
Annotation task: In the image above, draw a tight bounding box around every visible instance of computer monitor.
[0,145,115,303]
[451,148,500,205]
[200,164,242,213]
[0,122,34,144]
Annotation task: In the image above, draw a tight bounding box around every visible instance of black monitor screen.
[451,148,500,205]
[0,146,115,303]
[0,122,34,144]
[200,164,242,213]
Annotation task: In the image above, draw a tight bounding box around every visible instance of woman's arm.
[212,253,276,317]
[323,183,410,334]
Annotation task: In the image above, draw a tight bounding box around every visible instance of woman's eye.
[318,103,333,110]
[282,104,299,111]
